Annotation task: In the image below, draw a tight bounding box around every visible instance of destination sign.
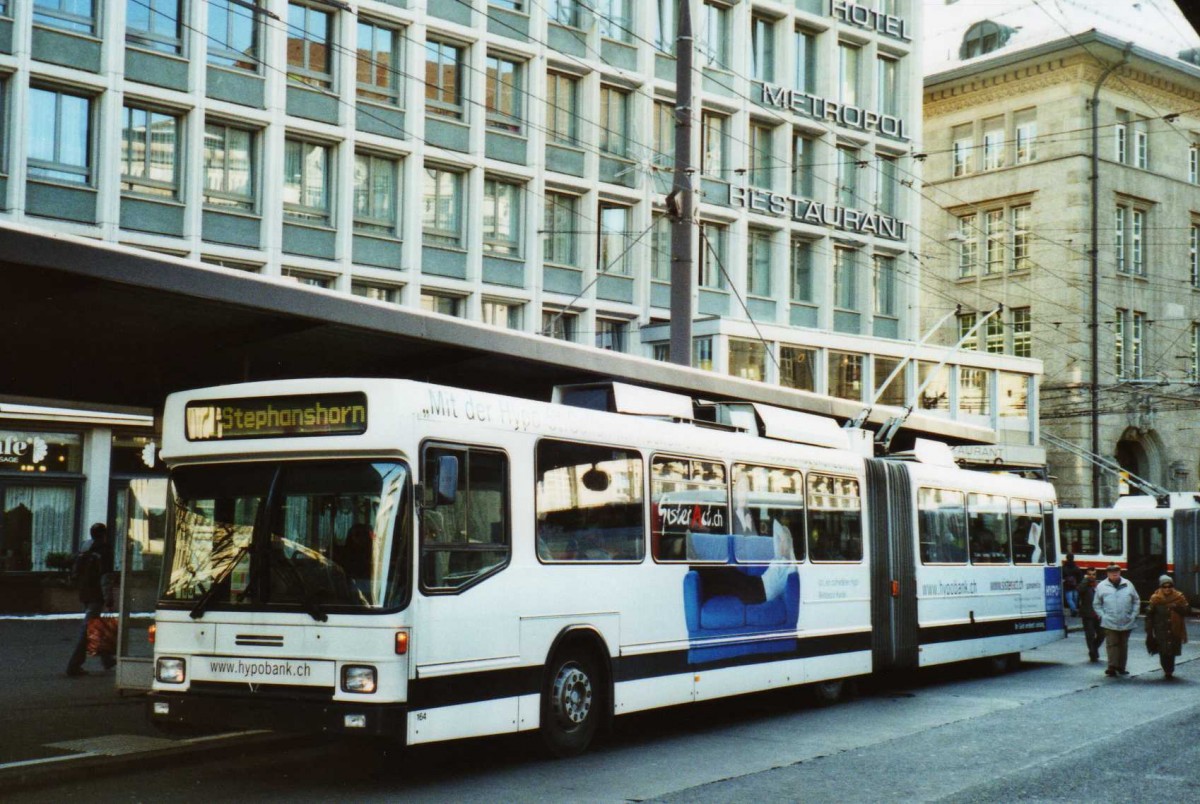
[185,393,368,441]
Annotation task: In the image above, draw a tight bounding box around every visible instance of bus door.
[1171,508,1200,607]
[865,459,918,671]
[1126,518,1167,601]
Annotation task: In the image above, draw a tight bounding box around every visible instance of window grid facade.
[1192,223,1200,288]
[287,3,333,89]
[482,179,521,257]
[357,20,402,106]
[747,228,772,297]
[1012,308,1031,358]
[485,55,522,133]
[425,40,465,119]
[353,152,398,234]
[120,105,178,198]
[545,72,579,145]
[0,0,936,407]
[127,0,182,54]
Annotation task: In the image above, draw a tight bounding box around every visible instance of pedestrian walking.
[1062,553,1082,616]
[1095,562,1140,677]
[65,523,116,677]
[1078,567,1102,662]
[1145,574,1189,679]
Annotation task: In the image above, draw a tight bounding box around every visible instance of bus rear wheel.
[540,651,600,758]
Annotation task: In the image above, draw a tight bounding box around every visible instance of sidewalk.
[0,617,285,789]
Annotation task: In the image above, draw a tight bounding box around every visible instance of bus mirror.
[581,466,610,493]
[435,455,459,506]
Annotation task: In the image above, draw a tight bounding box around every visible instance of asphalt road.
[8,634,1198,803]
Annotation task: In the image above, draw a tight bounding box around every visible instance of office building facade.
[1,0,1044,597]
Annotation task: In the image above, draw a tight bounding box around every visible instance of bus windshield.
[160,460,411,614]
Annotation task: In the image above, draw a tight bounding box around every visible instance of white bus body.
[148,378,1063,755]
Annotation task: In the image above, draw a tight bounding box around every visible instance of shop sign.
[731,185,908,241]
[0,433,49,468]
[758,83,910,141]
[831,0,912,42]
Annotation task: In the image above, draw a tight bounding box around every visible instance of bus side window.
[1059,520,1097,556]
[1100,520,1122,556]
[968,492,1010,564]
[918,487,967,564]
[1010,499,1043,564]
[420,445,510,592]
[650,455,728,562]
[807,474,862,562]
[731,464,805,563]
[535,439,644,562]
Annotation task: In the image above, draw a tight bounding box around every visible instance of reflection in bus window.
[806,474,862,562]
[535,440,644,562]
[163,461,410,611]
[1101,520,1122,556]
[1059,519,1098,555]
[1009,498,1044,564]
[968,492,1010,564]
[918,487,967,564]
[731,464,805,562]
[420,446,509,591]
[651,456,727,561]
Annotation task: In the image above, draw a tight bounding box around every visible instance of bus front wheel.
[540,651,600,758]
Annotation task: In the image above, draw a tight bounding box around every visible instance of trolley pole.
[668,0,695,368]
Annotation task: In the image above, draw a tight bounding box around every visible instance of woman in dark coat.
[1146,574,1190,679]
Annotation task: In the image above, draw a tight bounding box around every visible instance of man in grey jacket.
[1094,563,1140,676]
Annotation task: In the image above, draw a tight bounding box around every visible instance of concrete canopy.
[1,224,992,447]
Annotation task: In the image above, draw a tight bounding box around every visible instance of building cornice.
[925,32,1200,119]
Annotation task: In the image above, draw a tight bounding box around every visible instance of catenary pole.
[669,0,695,367]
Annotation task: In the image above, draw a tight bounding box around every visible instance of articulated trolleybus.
[148,378,1063,756]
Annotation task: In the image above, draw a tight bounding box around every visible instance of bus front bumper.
[148,691,407,738]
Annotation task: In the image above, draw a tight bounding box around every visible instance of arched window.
[960,21,1014,59]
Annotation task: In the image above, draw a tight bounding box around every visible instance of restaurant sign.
[731,185,908,241]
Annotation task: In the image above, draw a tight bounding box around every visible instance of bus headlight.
[342,665,377,694]
[156,657,186,684]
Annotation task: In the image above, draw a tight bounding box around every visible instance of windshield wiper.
[300,591,329,623]
[189,541,251,620]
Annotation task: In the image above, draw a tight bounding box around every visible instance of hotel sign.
[731,186,908,241]
[832,1,912,42]
[759,84,909,141]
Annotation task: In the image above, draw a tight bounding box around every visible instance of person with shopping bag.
[65,523,117,677]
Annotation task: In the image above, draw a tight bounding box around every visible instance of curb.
[0,729,306,793]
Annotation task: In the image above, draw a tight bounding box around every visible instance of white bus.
[1057,494,1200,604]
[148,378,1063,756]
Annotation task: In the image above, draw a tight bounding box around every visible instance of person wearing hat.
[1145,574,1190,679]
[1094,563,1140,677]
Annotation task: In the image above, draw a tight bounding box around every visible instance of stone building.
[921,0,1200,505]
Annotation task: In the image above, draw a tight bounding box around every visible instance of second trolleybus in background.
[148,378,1064,756]
[1057,494,1200,604]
